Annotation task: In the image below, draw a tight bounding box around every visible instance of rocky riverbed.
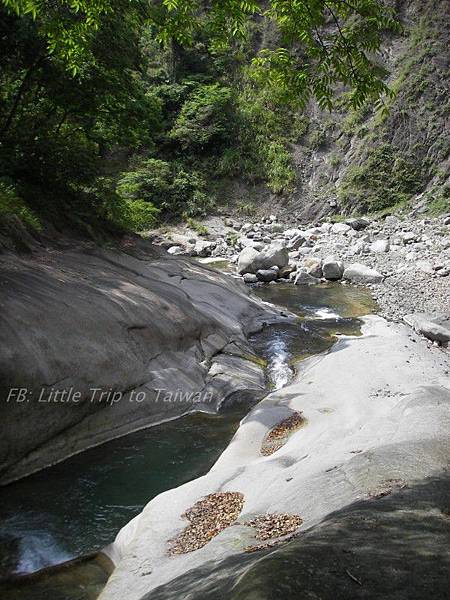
[153,211,450,344]
[99,314,450,600]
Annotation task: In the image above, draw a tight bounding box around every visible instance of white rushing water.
[266,334,294,390]
[313,307,341,320]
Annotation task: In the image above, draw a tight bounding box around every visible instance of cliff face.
[0,239,276,485]
[221,0,449,222]
[288,0,449,221]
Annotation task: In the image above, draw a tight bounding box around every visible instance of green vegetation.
[339,144,427,212]
[185,218,208,236]
[0,1,400,234]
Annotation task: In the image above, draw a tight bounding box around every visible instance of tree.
[2,1,399,108]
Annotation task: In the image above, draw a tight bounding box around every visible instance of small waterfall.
[266,333,294,390]
[313,307,340,320]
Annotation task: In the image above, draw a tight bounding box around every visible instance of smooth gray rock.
[343,263,383,284]
[101,316,450,600]
[256,269,278,282]
[258,243,289,270]
[242,273,258,284]
[0,243,274,484]
[294,270,319,285]
[322,256,344,280]
[403,312,450,344]
[237,247,261,274]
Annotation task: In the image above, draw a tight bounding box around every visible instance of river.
[0,280,375,599]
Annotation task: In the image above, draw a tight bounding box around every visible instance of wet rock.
[243,273,258,284]
[256,269,278,282]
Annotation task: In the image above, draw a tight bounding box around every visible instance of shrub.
[117,159,213,219]
[170,84,232,150]
[116,159,171,206]
[339,144,427,212]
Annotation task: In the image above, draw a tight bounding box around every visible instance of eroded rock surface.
[100,316,450,600]
[0,241,276,484]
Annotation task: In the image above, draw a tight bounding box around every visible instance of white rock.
[331,222,351,235]
[194,240,215,257]
[343,263,383,284]
[167,246,185,255]
[370,239,390,253]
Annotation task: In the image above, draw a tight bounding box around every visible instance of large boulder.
[331,222,351,235]
[237,247,261,274]
[303,257,323,278]
[343,263,383,284]
[237,243,288,275]
[259,242,289,270]
[294,270,320,285]
[347,218,370,231]
[322,256,344,281]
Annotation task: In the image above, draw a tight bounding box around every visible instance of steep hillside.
[217,0,449,223]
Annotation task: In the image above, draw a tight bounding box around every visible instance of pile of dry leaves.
[261,412,306,456]
[168,491,244,555]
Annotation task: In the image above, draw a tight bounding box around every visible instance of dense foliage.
[0,0,398,233]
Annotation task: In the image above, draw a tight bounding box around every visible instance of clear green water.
[0,280,374,598]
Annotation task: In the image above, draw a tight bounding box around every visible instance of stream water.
[0,280,375,598]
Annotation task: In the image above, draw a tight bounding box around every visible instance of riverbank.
[0,236,283,485]
[100,314,450,600]
[152,212,450,340]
